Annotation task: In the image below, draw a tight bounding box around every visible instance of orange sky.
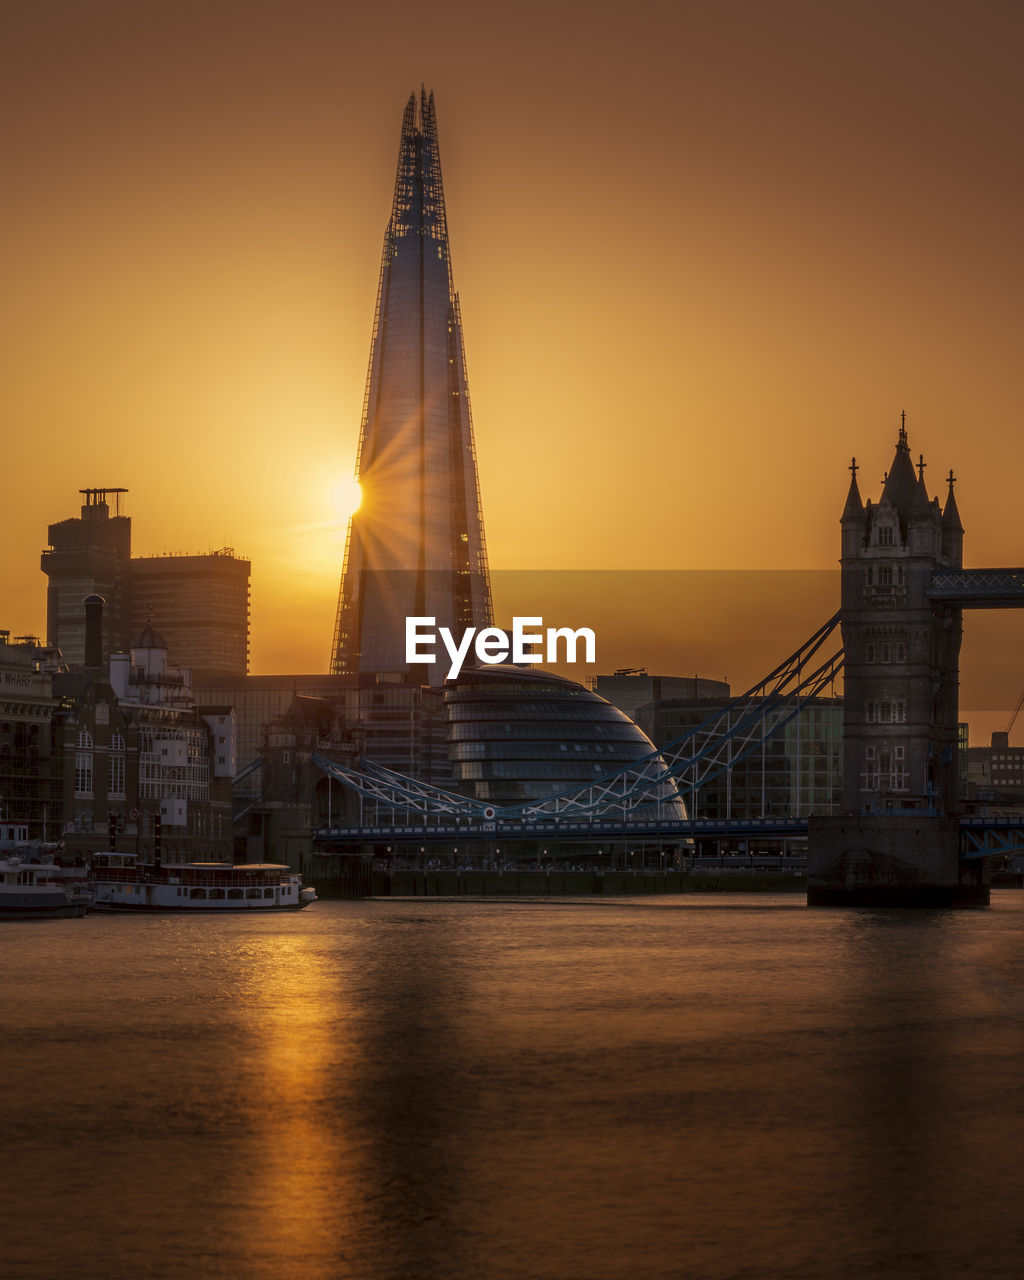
[1,1,1022,737]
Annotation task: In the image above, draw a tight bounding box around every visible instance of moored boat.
[0,853,89,920]
[92,852,317,911]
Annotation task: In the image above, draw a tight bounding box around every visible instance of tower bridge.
[315,814,1024,861]
[313,98,1022,906]
[314,419,1024,906]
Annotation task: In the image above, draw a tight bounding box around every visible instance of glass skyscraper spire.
[331,90,492,678]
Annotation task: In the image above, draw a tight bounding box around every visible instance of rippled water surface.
[4,893,1024,1279]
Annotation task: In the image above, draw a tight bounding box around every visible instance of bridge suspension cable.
[509,613,844,819]
[314,611,844,825]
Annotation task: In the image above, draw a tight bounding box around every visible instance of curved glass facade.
[443,665,685,816]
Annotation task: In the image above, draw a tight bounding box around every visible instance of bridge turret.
[808,415,984,906]
[941,472,964,566]
[840,459,865,558]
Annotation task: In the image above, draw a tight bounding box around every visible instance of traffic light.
[108,811,117,850]
[154,813,162,863]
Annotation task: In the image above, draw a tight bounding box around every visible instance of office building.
[41,490,250,677]
[40,488,131,667]
[592,671,730,722]
[331,90,492,679]
[445,665,684,815]
[635,694,843,819]
[130,549,250,677]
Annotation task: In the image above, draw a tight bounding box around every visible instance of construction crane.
[1007,689,1024,737]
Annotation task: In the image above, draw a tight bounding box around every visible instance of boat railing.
[92,868,291,889]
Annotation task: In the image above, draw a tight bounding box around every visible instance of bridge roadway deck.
[316,814,1024,851]
[927,568,1024,607]
[317,817,809,843]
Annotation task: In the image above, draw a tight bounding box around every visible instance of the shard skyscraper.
[331,90,492,679]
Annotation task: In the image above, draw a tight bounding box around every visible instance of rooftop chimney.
[84,594,105,669]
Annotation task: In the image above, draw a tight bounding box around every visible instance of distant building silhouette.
[331,90,492,679]
[193,671,448,800]
[592,671,730,722]
[41,488,131,667]
[635,693,842,820]
[966,730,1024,808]
[0,631,63,841]
[41,489,250,677]
[131,549,250,678]
[55,604,234,864]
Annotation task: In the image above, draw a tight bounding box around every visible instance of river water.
[3,893,1024,1279]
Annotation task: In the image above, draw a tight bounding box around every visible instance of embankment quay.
[311,865,810,899]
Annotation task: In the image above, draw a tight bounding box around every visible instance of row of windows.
[0,723,43,738]
[865,701,907,724]
[450,740,643,762]
[74,752,131,800]
[449,721,642,743]
[445,694,607,713]
[861,744,908,793]
[77,731,126,749]
[458,761,632,782]
[862,767,909,792]
[864,641,909,664]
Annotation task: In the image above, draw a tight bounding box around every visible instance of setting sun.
[332,476,362,523]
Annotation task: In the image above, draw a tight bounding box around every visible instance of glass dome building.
[443,665,685,819]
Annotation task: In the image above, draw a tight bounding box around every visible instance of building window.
[868,699,907,724]
[75,751,93,797]
[108,733,126,799]
[862,745,879,792]
[878,525,894,546]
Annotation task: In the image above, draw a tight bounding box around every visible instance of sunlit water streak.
[3,894,1024,1279]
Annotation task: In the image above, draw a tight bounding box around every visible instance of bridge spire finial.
[941,467,964,541]
[849,457,858,480]
[917,454,926,482]
[898,409,908,448]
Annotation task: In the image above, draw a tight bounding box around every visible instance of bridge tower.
[808,418,988,905]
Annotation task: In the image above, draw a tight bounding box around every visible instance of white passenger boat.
[91,852,317,911]
[0,852,89,919]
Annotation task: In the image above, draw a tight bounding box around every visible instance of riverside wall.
[309,868,808,899]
